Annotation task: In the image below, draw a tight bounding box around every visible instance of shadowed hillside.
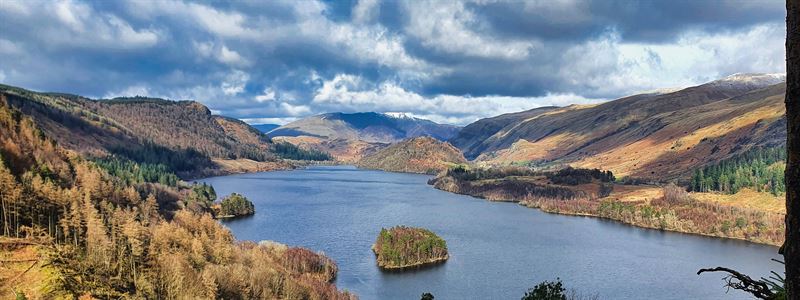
[0,84,326,177]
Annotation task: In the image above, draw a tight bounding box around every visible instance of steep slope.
[452,74,786,179]
[0,84,316,177]
[357,136,467,174]
[0,93,353,299]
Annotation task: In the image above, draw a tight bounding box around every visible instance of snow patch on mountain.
[708,73,786,90]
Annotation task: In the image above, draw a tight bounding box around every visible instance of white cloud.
[352,0,379,24]
[312,74,604,124]
[103,84,155,99]
[219,45,250,67]
[126,0,257,38]
[2,0,160,49]
[221,70,249,96]
[559,23,786,97]
[403,1,537,60]
[255,88,276,102]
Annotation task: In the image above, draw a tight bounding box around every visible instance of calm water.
[200,166,781,300]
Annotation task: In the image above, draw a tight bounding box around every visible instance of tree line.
[92,156,180,187]
[690,145,786,196]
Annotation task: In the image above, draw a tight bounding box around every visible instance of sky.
[0,0,787,125]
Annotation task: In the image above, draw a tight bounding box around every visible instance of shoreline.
[199,165,783,248]
[433,182,783,247]
[525,202,781,248]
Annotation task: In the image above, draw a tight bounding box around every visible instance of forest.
[445,165,614,185]
[0,95,354,298]
[272,141,332,161]
[92,156,180,187]
[689,146,786,196]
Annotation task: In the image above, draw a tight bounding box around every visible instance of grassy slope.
[459,83,785,180]
[357,136,467,174]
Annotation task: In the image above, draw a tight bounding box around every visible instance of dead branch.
[697,267,775,299]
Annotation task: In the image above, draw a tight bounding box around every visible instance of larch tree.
[785,0,799,297]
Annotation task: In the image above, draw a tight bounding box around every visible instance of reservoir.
[201,166,781,299]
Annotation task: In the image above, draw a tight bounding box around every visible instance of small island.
[213,193,255,218]
[372,226,449,270]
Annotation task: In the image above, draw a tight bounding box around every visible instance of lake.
[200,166,781,299]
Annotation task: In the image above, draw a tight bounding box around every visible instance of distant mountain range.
[268,112,460,162]
[449,73,787,179]
[269,112,460,142]
[252,123,280,133]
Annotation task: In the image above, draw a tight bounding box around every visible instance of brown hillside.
[357,136,467,174]
[452,75,786,179]
[0,84,292,176]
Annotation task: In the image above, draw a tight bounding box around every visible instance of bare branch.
[697,267,775,299]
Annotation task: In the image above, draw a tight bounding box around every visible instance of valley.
[0,73,789,297]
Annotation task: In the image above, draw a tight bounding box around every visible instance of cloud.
[311,74,604,125]
[0,0,787,125]
[221,70,249,96]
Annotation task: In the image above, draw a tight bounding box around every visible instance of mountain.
[451,73,787,179]
[270,112,460,161]
[252,123,280,133]
[0,84,322,177]
[357,136,467,174]
[270,112,460,142]
[0,86,353,299]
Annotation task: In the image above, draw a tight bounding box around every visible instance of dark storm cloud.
[0,0,786,125]
[469,0,784,42]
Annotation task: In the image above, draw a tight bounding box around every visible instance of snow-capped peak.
[708,73,786,90]
[384,112,416,120]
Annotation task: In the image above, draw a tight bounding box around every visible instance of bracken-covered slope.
[357,136,467,174]
[0,84,297,177]
[451,74,786,179]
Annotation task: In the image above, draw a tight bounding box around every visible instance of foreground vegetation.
[0,95,353,298]
[431,166,784,246]
[372,226,448,270]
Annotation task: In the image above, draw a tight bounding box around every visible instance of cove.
[200,166,781,299]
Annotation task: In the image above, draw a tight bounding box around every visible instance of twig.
[697,267,774,299]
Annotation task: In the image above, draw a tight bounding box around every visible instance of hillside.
[0,84,324,177]
[0,96,353,298]
[357,137,467,174]
[270,112,460,161]
[451,74,786,180]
